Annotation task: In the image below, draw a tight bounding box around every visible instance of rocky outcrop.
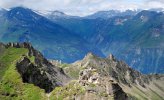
[6,42,42,58]
[79,68,128,100]
[62,53,164,99]
[6,42,70,93]
[69,53,151,88]
[16,57,58,93]
[2,42,164,99]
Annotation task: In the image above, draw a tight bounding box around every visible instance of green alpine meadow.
[0,0,164,100]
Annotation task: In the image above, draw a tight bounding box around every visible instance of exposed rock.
[16,56,57,93]
[78,67,128,100]
[107,54,116,61]
[6,42,70,93]
[70,52,151,88]
[62,53,164,99]
[2,42,164,99]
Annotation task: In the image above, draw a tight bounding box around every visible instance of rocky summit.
[0,43,164,100]
[61,53,164,100]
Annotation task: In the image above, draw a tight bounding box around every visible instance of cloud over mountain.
[0,0,164,16]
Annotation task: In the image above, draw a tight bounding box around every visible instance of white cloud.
[0,0,164,16]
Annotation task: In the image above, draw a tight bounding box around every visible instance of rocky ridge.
[0,42,163,100]
[61,53,164,100]
[5,42,70,93]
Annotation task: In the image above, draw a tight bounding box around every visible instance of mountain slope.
[85,10,139,19]
[91,10,164,73]
[0,42,70,99]
[0,42,163,100]
[1,7,164,73]
[56,53,164,100]
[48,10,164,74]
[0,43,46,99]
[46,10,80,21]
[0,7,104,63]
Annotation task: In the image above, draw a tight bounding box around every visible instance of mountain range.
[0,7,164,74]
[0,42,163,100]
[0,7,104,63]
[46,9,164,74]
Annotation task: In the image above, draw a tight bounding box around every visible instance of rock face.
[62,53,164,100]
[79,68,128,100]
[1,42,164,100]
[71,53,151,87]
[6,42,70,93]
[16,57,57,93]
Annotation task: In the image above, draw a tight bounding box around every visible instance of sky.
[0,0,164,16]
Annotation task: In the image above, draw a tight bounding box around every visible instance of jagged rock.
[2,42,164,99]
[62,53,164,99]
[107,54,116,61]
[107,82,128,100]
[6,42,70,93]
[16,56,57,93]
[78,67,128,100]
[73,52,151,87]
[6,42,39,57]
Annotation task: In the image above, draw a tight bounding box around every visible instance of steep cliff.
[0,42,69,99]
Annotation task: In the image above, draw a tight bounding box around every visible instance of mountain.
[0,43,163,100]
[0,8,7,16]
[56,53,164,100]
[0,7,104,63]
[46,10,79,21]
[48,10,164,74]
[85,10,139,19]
[149,8,164,12]
[0,7,164,74]
[0,42,69,99]
[90,10,164,74]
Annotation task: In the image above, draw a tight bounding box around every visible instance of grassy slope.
[57,60,164,100]
[0,47,46,100]
[50,80,85,100]
[122,82,164,100]
[0,46,163,100]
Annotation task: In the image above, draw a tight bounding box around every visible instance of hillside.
[58,53,164,100]
[0,7,104,63]
[0,42,69,99]
[48,10,164,74]
[0,42,163,100]
[1,7,163,73]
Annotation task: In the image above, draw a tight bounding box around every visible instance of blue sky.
[0,0,164,16]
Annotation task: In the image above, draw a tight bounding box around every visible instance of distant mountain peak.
[85,9,139,19]
[134,10,160,20]
[0,7,6,11]
[51,10,66,15]
[9,7,32,13]
[8,7,33,16]
[149,8,164,12]
[0,7,7,16]
[7,6,43,21]
[45,10,80,20]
